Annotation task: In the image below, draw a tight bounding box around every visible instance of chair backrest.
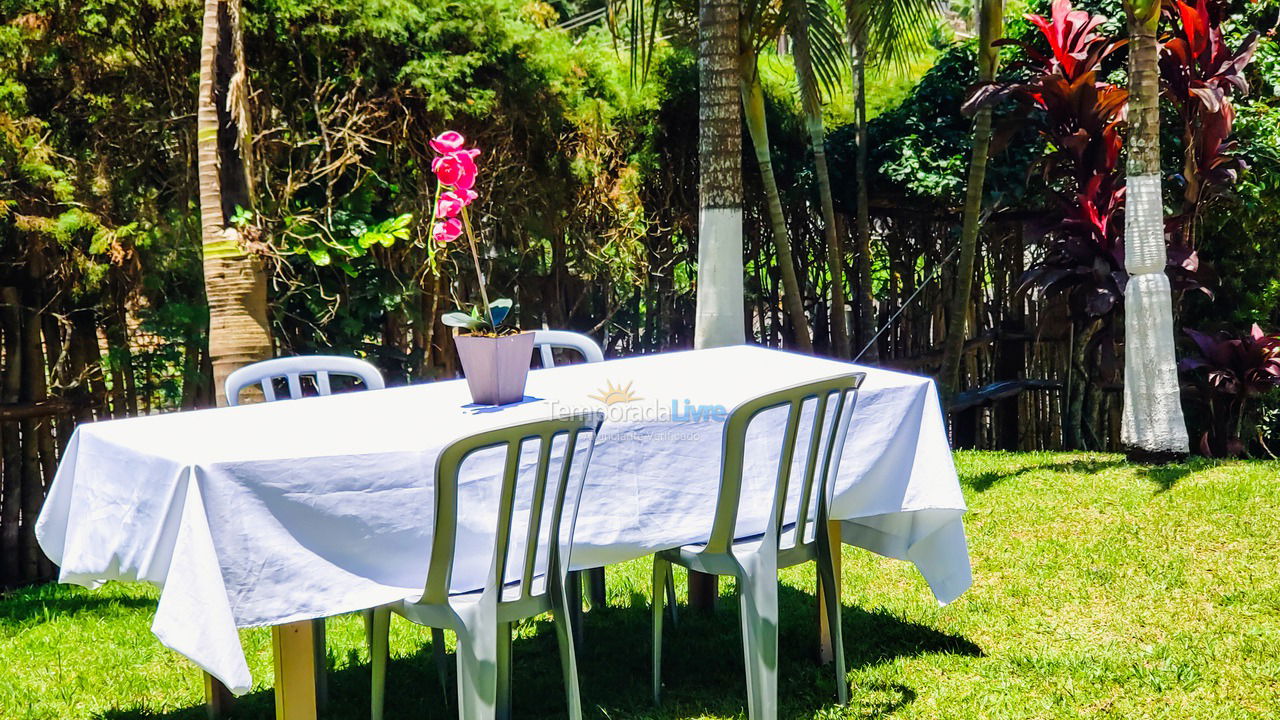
[703,373,864,555]
[532,330,604,368]
[422,411,605,605]
[224,356,385,406]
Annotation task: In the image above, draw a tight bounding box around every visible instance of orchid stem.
[460,206,495,330]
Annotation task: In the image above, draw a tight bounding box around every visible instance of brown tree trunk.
[1125,1,1162,178]
[693,0,747,351]
[19,284,47,581]
[73,311,107,421]
[198,0,272,407]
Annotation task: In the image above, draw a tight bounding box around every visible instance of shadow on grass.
[92,584,979,720]
[0,584,153,626]
[965,457,1127,492]
[1138,463,1194,492]
[964,454,1212,493]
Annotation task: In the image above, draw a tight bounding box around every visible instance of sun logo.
[589,379,641,405]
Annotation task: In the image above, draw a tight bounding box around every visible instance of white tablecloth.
[36,345,970,694]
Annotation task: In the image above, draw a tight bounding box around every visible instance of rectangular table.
[36,345,971,714]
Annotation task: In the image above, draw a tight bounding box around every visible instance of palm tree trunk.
[690,0,749,611]
[850,33,878,362]
[694,0,747,351]
[939,0,1002,396]
[198,1,271,708]
[1119,0,1189,460]
[740,66,813,352]
[198,0,272,407]
[790,0,848,357]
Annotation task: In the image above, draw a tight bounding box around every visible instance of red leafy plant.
[1180,324,1280,456]
[1160,0,1259,246]
[969,0,1133,319]
[971,0,1215,320]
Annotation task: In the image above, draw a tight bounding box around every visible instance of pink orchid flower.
[436,193,463,219]
[429,130,466,154]
[435,189,478,219]
[432,148,481,190]
[432,217,463,244]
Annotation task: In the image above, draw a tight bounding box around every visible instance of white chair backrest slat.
[225,355,385,406]
[532,330,603,367]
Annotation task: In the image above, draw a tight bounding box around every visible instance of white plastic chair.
[222,354,384,708]
[651,373,864,719]
[224,355,385,406]
[532,331,607,607]
[369,412,605,720]
[530,330,667,621]
[532,329,604,367]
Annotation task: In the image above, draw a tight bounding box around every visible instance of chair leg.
[495,622,513,720]
[736,568,779,720]
[431,628,450,703]
[368,607,391,720]
[651,556,671,705]
[453,609,499,720]
[816,554,848,705]
[552,579,585,720]
[665,564,679,626]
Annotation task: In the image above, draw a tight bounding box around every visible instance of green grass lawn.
[3,452,1279,719]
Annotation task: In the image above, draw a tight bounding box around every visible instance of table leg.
[585,567,607,609]
[312,618,328,712]
[272,621,319,720]
[567,570,584,646]
[687,570,717,612]
[818,520,842,664]
[203,673,235,720]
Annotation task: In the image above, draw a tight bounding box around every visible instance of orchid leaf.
[488,298,513,327]
[442,312,483,330]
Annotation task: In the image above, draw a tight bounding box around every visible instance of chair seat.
[387,575,555,628]
[658,523,818,576]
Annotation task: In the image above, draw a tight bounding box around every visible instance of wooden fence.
[1,205,1121,589]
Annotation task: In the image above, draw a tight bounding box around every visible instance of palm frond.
[846,0,940,71]
[790,0,850,107]
[806,0,849,98]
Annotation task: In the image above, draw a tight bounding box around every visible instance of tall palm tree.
[1119,0,1188,459]
[740,1,813,352]
[198,0,273,709]
[198,0,272,407]
[845,0,940,362]
[613,0,816,351]
[694,0,748,350]
[609,0,749,605]
[789,0,850,356]
[940,0,1003,396]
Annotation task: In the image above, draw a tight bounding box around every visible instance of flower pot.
[454,331,535,405]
